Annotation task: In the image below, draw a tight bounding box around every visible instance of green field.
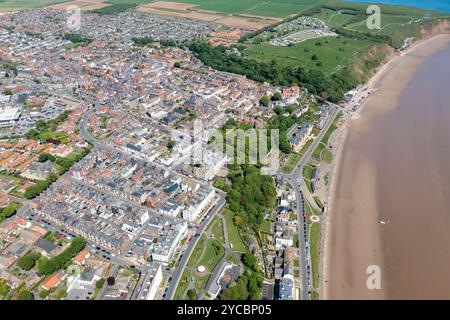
[310,222,321,289]
[208,215,225,244]
[281,152,301,174]
[302,163,316,181]
[244,36,372,74]
[223,209,246,252]
[163,0,328,18]
[0,0,67,9]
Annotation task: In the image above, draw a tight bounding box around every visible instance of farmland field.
[161,0,329,18]
[0,0,69,9]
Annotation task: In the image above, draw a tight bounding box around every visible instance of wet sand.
[324,34,450,299]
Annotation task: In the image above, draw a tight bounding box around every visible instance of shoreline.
[322,32,450,299]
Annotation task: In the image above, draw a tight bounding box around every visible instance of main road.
[279,106,339,300]
[165,194,226,300]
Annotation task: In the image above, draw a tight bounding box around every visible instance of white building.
[151,220,188,263]
[0,106,21,127]
[183,187,215,222]
[138,263,163,300]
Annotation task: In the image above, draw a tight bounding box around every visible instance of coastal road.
[165,195,226,300]
[279,106,339,300]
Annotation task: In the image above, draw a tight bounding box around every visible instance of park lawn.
[310,222,321,289]
[193,273,209,292]
[174,269,191,300]
[312,142,326,160]
[304,179,313,194]
[321,148,333,164]
[37,131,70,144]
[293,234,299,248]
[198,239,224,271]
[281,152,301,174]
[321,112,341,145]
[243,36,373,75]
[227,252,241,265]
[209,216,225,244]
[260,219,271,234]
[313,196,324,210]
[302,163,316,181]
[298,138,314,156]
[223,209,246,253]
[304,199,321,226]
[187,235,206,267]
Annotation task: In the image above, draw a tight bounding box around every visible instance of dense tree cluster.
[186,41,359,102]
[0,202,19,223]
[0,281,10,297]
[63,33,92,45]
[89,4,136,15]
[17,251,41,271]
[24,173,58,200]
[132,37,154,46]
[25,110,71,142]
[25,146,92,199]
[226,165,276,229]
[220,253,264,300]
[260,95,270,107]
[16,288,34,300]
[37,237,86,275]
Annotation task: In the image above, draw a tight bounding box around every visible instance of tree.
[173,62,181,68]
[25,128,39,140]
[0,281,9,297]
[186,289,197,300]
[272,91,282,101]
[38,153,56,163]
[107,277,115,286]
[260,95,270,107]
[242,252,258,271]
[95,278,106,289]
[279,134,292,154]
[167,139,176,151]
[17,251,41,271]
[274,106,284,115]
[39,290,50,299]
[16,289,34,300]
[37,237,86,275]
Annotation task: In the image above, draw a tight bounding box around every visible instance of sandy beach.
[323,33,450,299]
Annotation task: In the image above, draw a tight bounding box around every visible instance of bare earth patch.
[215,16,272,30]
[147,1,197,11]
[136,1,274,30]
[137,4,225,22]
